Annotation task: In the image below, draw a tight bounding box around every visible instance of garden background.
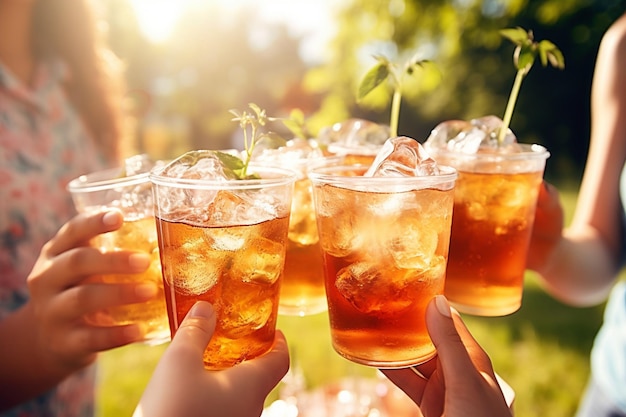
[93,1,626,415]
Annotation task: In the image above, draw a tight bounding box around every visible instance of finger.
[168,301,217,361]
[426,296,495,383]
[52,323,143,368]
[30,247,151,290]
[43,210,124,257]
[381,366,429,406]
[51,280,159,321]
[228,330,290,393]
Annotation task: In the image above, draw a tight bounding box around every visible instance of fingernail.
[435,295,452,318]
[189,301,214,319]
[128,253,151,271]
[135,283,158,298]
[102,211,121,226]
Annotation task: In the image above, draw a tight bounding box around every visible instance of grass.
[95,187,610,417]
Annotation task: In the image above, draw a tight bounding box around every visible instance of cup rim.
[308,163,458,189]
[425,143,550,162]
[149,164,298,190]
[67,167,150,193]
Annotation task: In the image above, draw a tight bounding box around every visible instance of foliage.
[357,54,439,137]
[498,27,564,143]
[309,0,626,181]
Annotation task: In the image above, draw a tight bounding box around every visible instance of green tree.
[306,0,626,182]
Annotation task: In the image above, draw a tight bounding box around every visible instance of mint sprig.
[227,103,281,179]
[357,54,438,138]
[498,27,565,144]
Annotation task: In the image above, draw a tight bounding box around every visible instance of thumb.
[425,296,485,383]
[170,301,217,357]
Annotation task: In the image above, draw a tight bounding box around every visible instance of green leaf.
[357,61,390,101]
[214,151,246,180]
[257,132,288,149]
[516,44,536,72]
[538,40,565,69]
[500,27,531,45]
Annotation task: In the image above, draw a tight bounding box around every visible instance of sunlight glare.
[129,0,195,44]
[128,0,337,62]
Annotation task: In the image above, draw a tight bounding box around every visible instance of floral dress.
[0,59,111,417]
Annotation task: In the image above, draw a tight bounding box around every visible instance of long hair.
[32,0,125,163]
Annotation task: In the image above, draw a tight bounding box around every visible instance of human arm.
[133,301,290,417]
[0,210,158,410]
[527,14,626,306]
[381,296,512,417]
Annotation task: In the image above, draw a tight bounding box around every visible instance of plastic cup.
[428,143,549,316]
[67,167,170,346]
[150,163,296,369]
[310,164,457,368]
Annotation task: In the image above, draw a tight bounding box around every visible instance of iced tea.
[280,176,327,316]
[310,165,456,368]
[156,215,289,369]
[444,170,544,315]
[67,163,170,345]
[151,160,295,370]
[431,145,548,316]
[89,217,170,344]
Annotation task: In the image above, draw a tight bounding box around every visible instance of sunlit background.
[95,3,626,415]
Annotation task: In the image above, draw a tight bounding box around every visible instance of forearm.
[534,227,620,307]
[0,303,72,411]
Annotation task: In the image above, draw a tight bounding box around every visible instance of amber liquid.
[156,215,289,369]
[88,217,170,345]
[314,183,454,367]
[280,178,326,316]
[444,170,543,316]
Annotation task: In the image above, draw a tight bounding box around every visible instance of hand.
[381,296,512,417]
[133,301,290,417]
[26,210,159,374]
[527,181,564,272]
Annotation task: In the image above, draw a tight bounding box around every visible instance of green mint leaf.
[516,44,536,71]
[500,27,531,45]
[538,40,565,69]
[214,151,246,180]
[498,27,565,144]
[357,61,390,101]
[282,108,308,139]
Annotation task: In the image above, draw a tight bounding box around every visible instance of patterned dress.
[0,59,112,417]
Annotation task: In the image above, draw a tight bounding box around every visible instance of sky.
[127,0,338,63]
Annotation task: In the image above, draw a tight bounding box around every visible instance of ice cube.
[365,136,440,177]
[153,150,284,226]
[124,153,156,176]
[315,186,364,258]
[425,115,520,154]
[252,138,324,169]
[220,278,275,338]
[203,226,248,251]
[335,261,415,315]
[160,150,231,180]
[318,118,390,153]
[162,238,223,296]
[388,223,438,271]
[230,236,285,285]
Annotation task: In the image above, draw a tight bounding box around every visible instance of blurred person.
[528,11,626,417]
[0,0,158,415]
[133,301,290,417]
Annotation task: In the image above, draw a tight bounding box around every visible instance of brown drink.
[425,117,549,316]
[310,138,456,368]
[151,152,295,369]
[68,162,170,345]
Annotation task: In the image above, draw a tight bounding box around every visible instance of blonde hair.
[32,0,125,163]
